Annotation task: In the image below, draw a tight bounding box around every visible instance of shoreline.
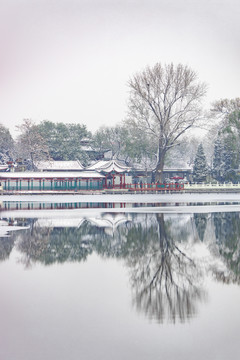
[2,187,240,196]
[2,192,240,204]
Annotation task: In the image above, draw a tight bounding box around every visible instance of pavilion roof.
[88,213,129,227]
[87,160,131,173]
[0,165,9,171]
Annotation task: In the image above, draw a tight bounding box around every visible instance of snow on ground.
[1,193,240,220]
[1,204,240,219]
[2,192,240,203]
[0,225,30,237]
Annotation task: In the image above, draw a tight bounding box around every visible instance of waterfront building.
[86,159,132,188]
[35,160,84,172]
[0,171,104,191]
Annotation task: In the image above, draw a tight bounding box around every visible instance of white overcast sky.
[0,0,239,137]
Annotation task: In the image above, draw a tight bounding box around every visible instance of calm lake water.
[1,195,240,360]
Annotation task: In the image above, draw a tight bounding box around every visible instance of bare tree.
[211,98,240,117]
[93,125,128,160]
[16,119,51,170]
[127,63,207,181]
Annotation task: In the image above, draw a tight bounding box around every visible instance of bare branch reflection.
[16,220,51,268]
[127,214,206,323]
[3,207,240,323]
[0,236,15,261]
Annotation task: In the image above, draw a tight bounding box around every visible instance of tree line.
[2,211,240,320]
[0,62,240,182]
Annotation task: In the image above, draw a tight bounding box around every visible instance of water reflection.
[1,205,240,323]
[128,213,206,323]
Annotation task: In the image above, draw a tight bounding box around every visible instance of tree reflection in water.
[212,212,240,283]
[15,220,98,267]
[0,236,15,261]
[16,221,52,268]
[126,213,206,323]
[2,210,240,322]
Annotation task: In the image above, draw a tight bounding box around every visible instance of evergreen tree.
[211,98,240,182]
[37,121,92,164]
[194,213,208,241]
[222,139,238,182]
[212,134,238,183]
[212,137,223,181]
[192,143,208,182]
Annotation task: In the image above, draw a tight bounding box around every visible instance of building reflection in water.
[1,204,240,323]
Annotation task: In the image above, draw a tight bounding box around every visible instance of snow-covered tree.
[127,62,207,182]
[211,134,238,183]
[93,125,129,160]
[0,124,14,163]
[166,135,200,168]
[212,137,223,181]
[192,143,208,182]
[222,139,238,182]
[16,119,51,170]
[93,123,158,169]
[37,121,91,164]
[210,98,240,180]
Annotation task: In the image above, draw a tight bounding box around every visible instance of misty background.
[0,0,239,137]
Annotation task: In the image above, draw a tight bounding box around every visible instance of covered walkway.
[0,171,104,191]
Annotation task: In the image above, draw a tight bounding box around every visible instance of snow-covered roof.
[87,160,108,170]
[35,160,84,171]
[35,218,85,228]
[87,160,131,173]
[24,214,129,231]
[0,165,9,171]
[0,171,104,179]
[88,213,129,228]
[87,214,130,235]
[80,146,95,152]
[0,225,30,238]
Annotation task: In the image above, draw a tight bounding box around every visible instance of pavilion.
[86,160,132,189]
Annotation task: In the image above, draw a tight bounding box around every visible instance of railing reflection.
[1,210,240,322]
[0,201,127,211]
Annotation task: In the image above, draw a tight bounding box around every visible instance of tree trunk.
[157,213,167,250]
[155,147,165,183]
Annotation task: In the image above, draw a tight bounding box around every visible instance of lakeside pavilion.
[86,160,131,188]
